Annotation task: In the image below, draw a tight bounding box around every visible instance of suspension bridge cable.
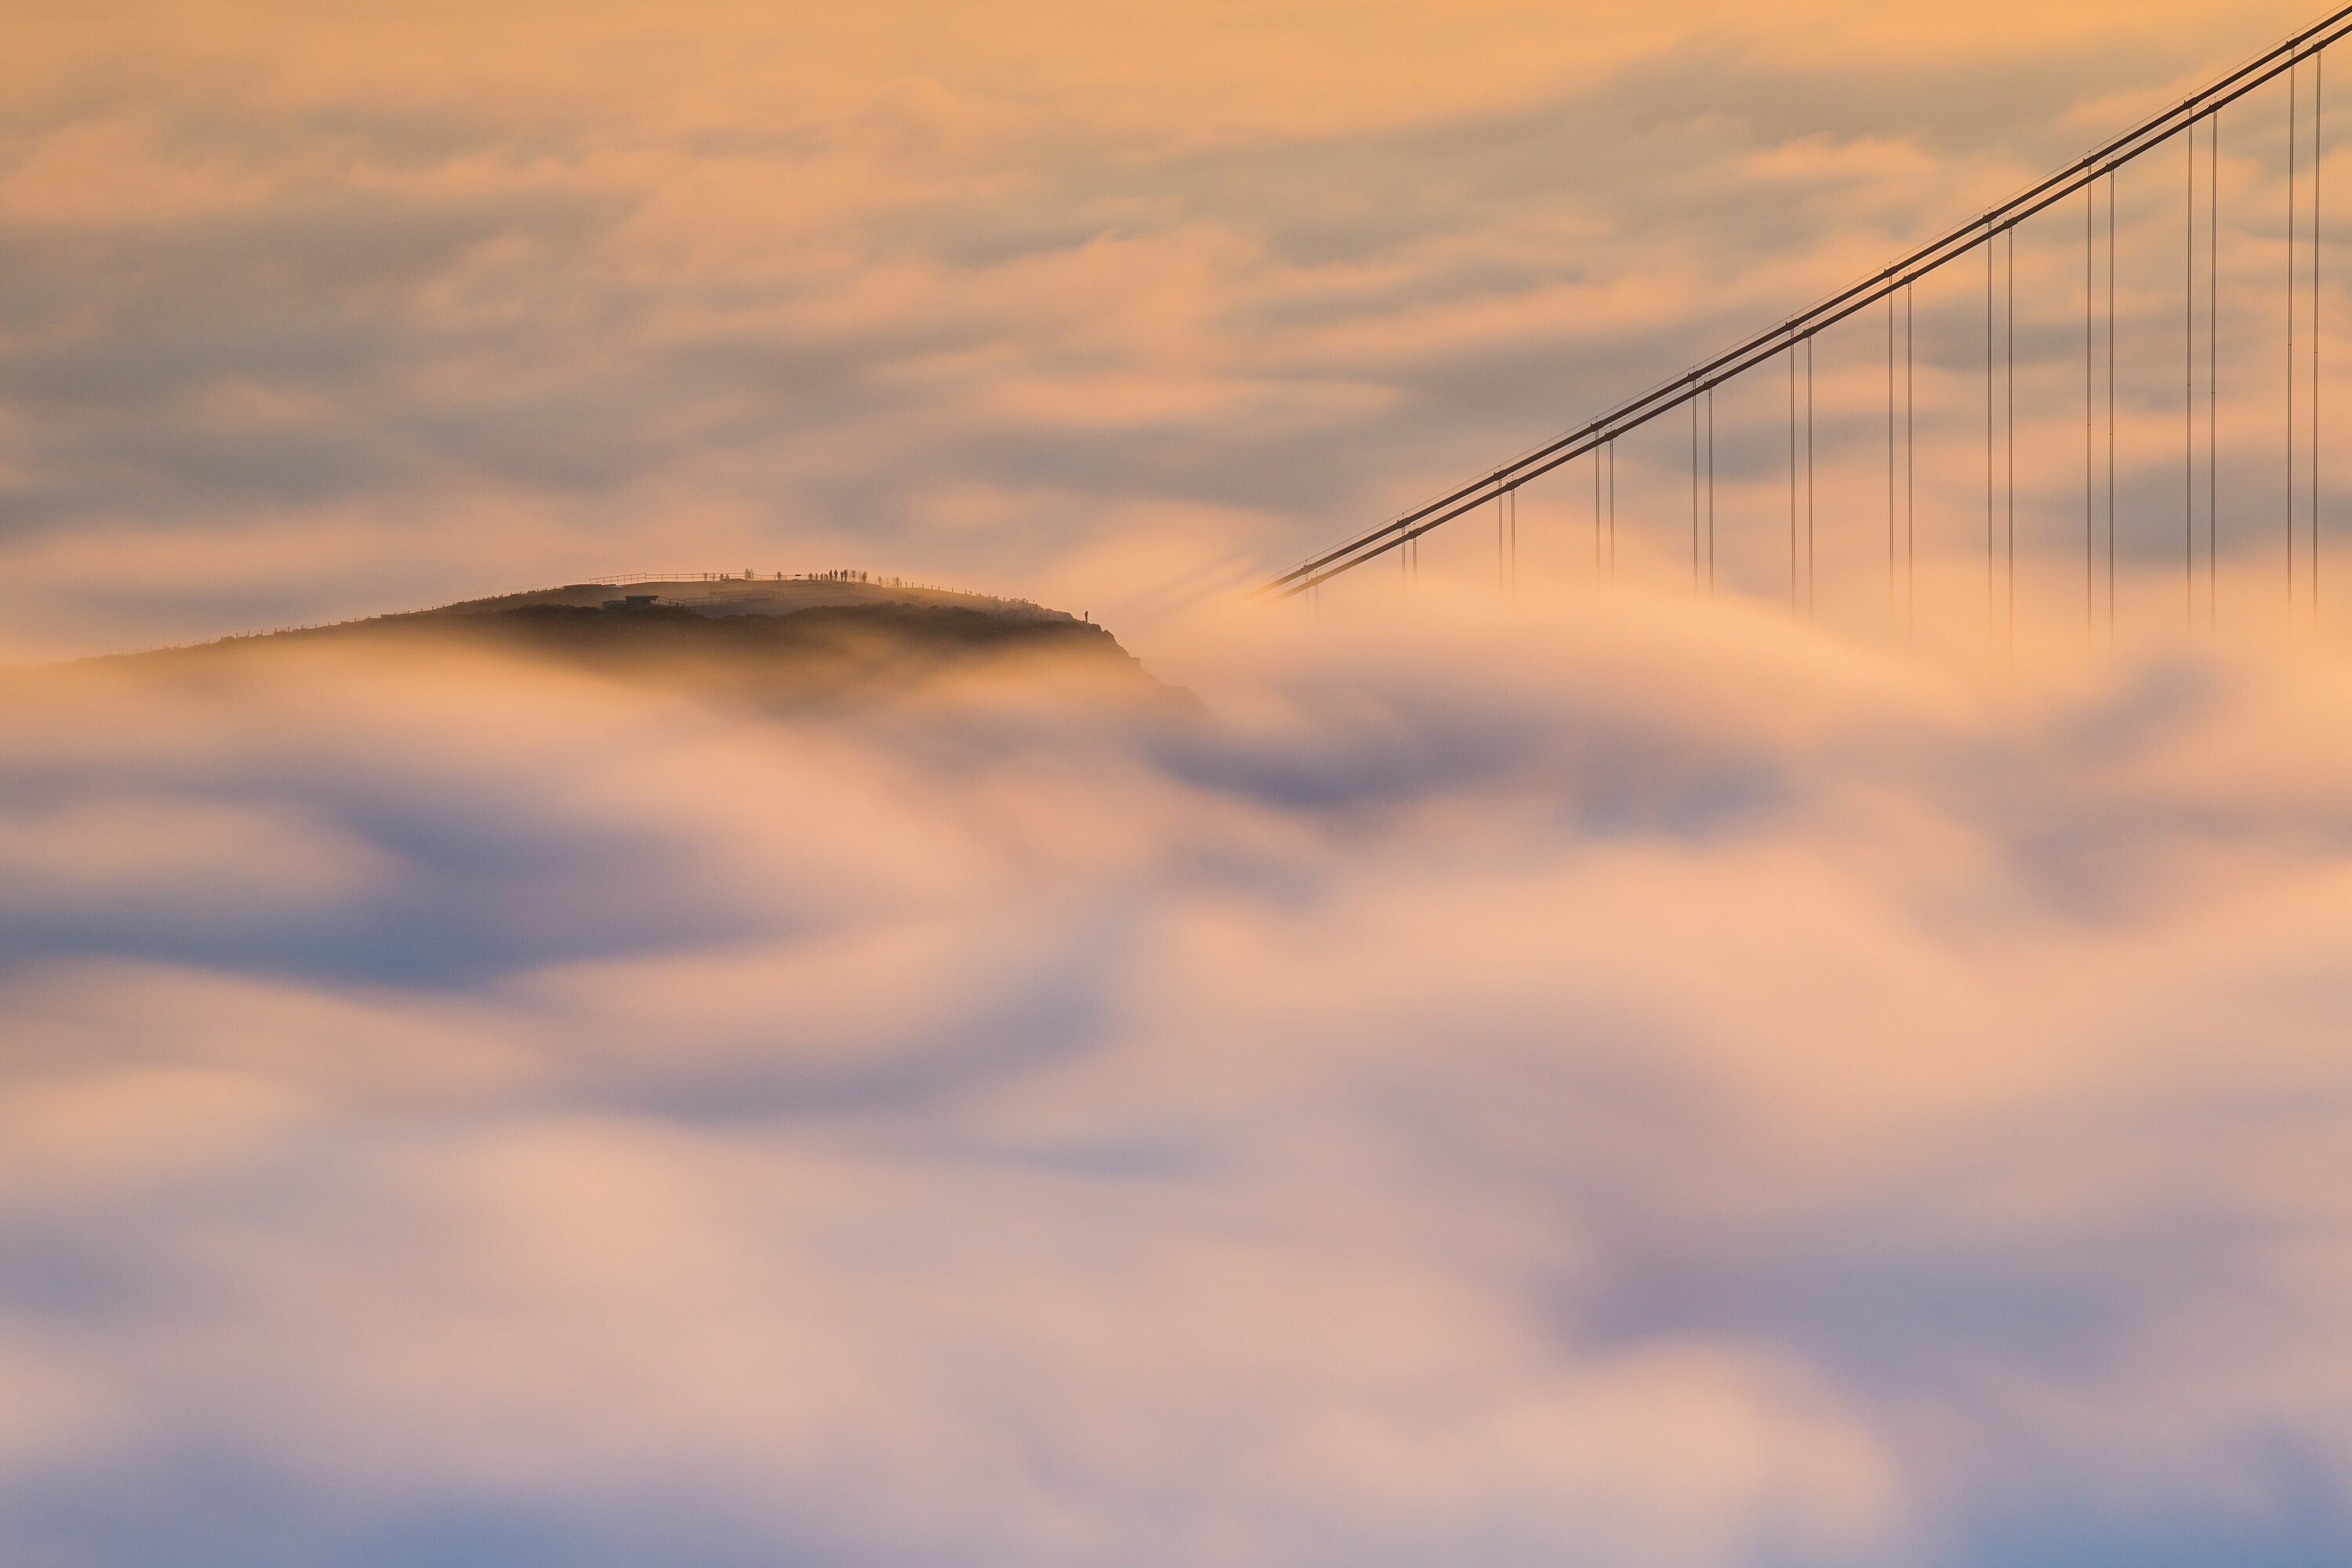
[1593,448,1603,579]
[2008,226,2019,654]
[1691,398,1701,590]
[1807,336,1818,621]
[1907,285,1918,637]
[1988,232,1998,636]
[2292,59,2302,613]
[1791,347,1801,612]
[2088,182,2097,641]
[2111,171,2120,641]
[1707,386,1717,591]
[1891,291,1900,612]
[1265,5,2352,597]
[1608,439,1618,579]
[2314,50,2324,621]
[2190,122,2201,627]
[2211,115,2221,627]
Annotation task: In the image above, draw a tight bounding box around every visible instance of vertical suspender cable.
[1988,231,1998,635]
[1691,397,1701,590]
[2111,172,2119,639]
[1607,440,1617,580]
[1891,291,1900,612]
[1807,336,1817,622]
[1497,492,1506,592]
[1509,488,1518,590]
[1791,347,1801,612]
[1593,448,1603,579]
[2313,49,2323,622]
[1907,285,1918,637]
[1707,387,1717,592]
[2190,123,2200,626]
[2006,226,2017,654]
[2292,60,2301,612]
[2089,181,2098,641]
[2211,116,2221,627]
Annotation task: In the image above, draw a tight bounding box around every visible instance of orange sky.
[0,0,2330,656]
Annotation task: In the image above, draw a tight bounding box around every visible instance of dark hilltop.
[64,572,1185,710]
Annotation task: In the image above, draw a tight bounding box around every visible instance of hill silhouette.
[67,586,1181,710]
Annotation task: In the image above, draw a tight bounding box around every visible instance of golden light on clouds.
[7,4,2352,1562]
[6,588,2352,1561]
[0,0,2332,658]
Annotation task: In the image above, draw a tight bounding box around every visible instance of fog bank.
[2,588,2349,1565]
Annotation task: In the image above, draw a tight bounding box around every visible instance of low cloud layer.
[8,5,2350,1553]
[2,590,2350,1565]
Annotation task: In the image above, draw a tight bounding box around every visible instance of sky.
[0,0,2339,659]
[9,3,2352,1565]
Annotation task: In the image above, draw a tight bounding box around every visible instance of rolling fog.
[2,582,2350,1566]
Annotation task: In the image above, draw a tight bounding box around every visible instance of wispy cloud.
[0,0,2326,656]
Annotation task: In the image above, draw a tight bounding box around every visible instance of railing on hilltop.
[577,569,983,597]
